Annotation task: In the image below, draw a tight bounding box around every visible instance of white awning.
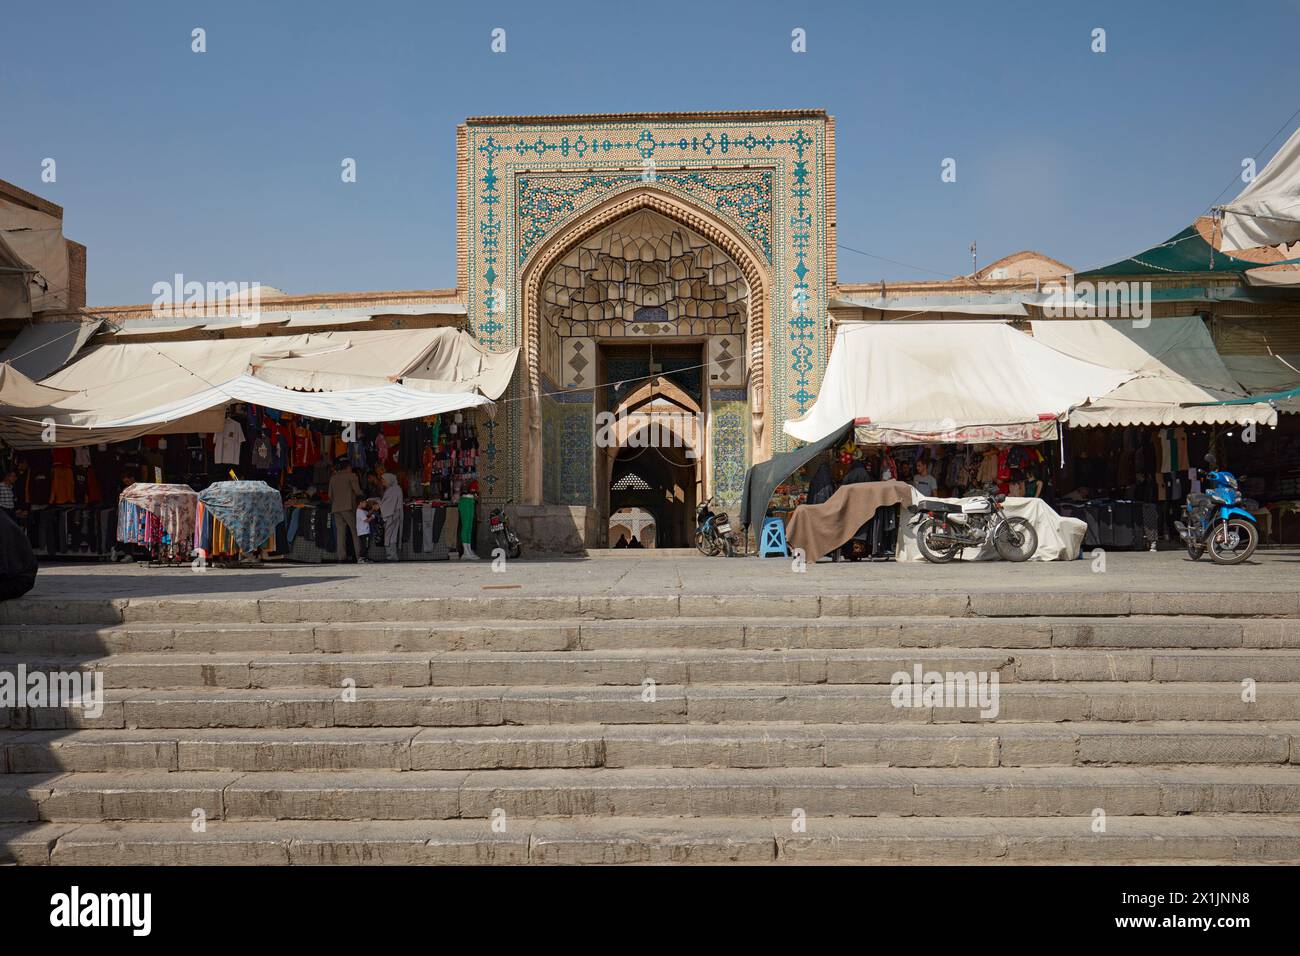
[0,362,79,413]
[250,326,518,399]
[784,321,1133,445]
[0,327,517,448]
[831,295,1029,316]
[1030,317,1278,428]
[59,373,490,429]
[0,319,102,380]
[1220,125,1300,253]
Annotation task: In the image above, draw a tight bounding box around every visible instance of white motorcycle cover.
[900,491,1087,562]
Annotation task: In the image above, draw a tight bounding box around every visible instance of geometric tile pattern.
[462,113,832,502]
[710,400,749,512]
[561,337,594,389]
[558,403,594,506]
[707,334,744,387]
[519,168,773,266]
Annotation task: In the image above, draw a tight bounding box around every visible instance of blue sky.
[4,0,1299,304]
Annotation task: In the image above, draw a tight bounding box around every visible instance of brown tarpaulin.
[785,480,913,561]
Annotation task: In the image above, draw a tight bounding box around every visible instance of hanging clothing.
[457,492,476,546]
[380,473,403,550]
[214,418,246,465]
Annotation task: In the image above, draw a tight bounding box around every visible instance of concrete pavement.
[23,548,1300,602]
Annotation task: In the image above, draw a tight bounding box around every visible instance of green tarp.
[740,421,853,532]
[1193,384,1300,405]
[1080,225,1296,277]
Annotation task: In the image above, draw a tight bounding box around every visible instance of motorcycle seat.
[918,499,961,514]
[1187,492,1212,507]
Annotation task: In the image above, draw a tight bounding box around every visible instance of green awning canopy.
[1080,225,1298,277]
[1193,384,1300,406]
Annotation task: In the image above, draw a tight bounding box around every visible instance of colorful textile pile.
[116,483,198,547]
[195,481,283,554]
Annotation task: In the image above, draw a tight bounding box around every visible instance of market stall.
[195,481,283,561]
[784,321,1134,446]
[0,328,514,563]
[117,482,199,564]
[1032,317,1281,546]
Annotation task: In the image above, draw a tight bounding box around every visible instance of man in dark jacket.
[0,508,37,600]
[840,455,872,485]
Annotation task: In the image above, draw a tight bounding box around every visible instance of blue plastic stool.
[758,516,789,558]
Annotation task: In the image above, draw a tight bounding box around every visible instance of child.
[355,498,377,563]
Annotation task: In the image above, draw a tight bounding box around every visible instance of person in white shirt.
[355,501,374,563]
[912,459,938,498]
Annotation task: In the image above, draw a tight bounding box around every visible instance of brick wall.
[66,240,86,310]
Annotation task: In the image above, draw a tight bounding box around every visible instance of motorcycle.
[1175,454,1258,565]
[908,484,1038,563]
[488,499,523,560]
[695,496,737,557]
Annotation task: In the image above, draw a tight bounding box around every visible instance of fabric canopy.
[1029,317,1277,427]
[1079,225,1284,277]
[0,231,35,320]
[0,319,102,380]
[1211,320,1300,410]
[0,328,515,449]
[0,362,79,414]
[784,322,1134,445]
[1219,125,1300,253]
[830,295,1029,316]
[739,420,852,531]
[250,326,518,399]
[1244,265,1300,287]
[0,196,69,312]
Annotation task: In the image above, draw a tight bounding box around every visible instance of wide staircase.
[2,589,1300,864]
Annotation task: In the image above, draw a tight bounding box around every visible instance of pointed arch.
[519,186,772,503]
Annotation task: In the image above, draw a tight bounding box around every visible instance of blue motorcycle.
[1176,454,1259,565]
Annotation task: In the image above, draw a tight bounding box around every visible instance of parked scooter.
[1176,454,1258,565]
[908,484,1038,563]
[488,499,523,560]
[695,496,737,557]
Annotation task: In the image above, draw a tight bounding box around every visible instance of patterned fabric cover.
[117,483,198,546]
[196,481,284,554]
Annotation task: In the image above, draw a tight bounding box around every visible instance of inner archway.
[520,188,772,524]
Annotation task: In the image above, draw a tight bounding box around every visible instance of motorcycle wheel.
[696,531,721,557]
[916,517,960,564]
[721,535,736,558]
[507,536,522,560]
[1186,540,1205,561]
[1207,519,1258,565]
[993,517,1038,563]
[493,530,508,557]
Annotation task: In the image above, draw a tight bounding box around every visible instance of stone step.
[2,615,1296,655]
[7,646,1300,689]
[4,722,1297,772]
[9,814,1300,865]
[4,590,1296,627]
[6,681,1294,730]
[5,765,1300,822]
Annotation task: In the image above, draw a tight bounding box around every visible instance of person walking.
[328,460,363,562]
[379,472,404,561]
[0,469,17,524]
